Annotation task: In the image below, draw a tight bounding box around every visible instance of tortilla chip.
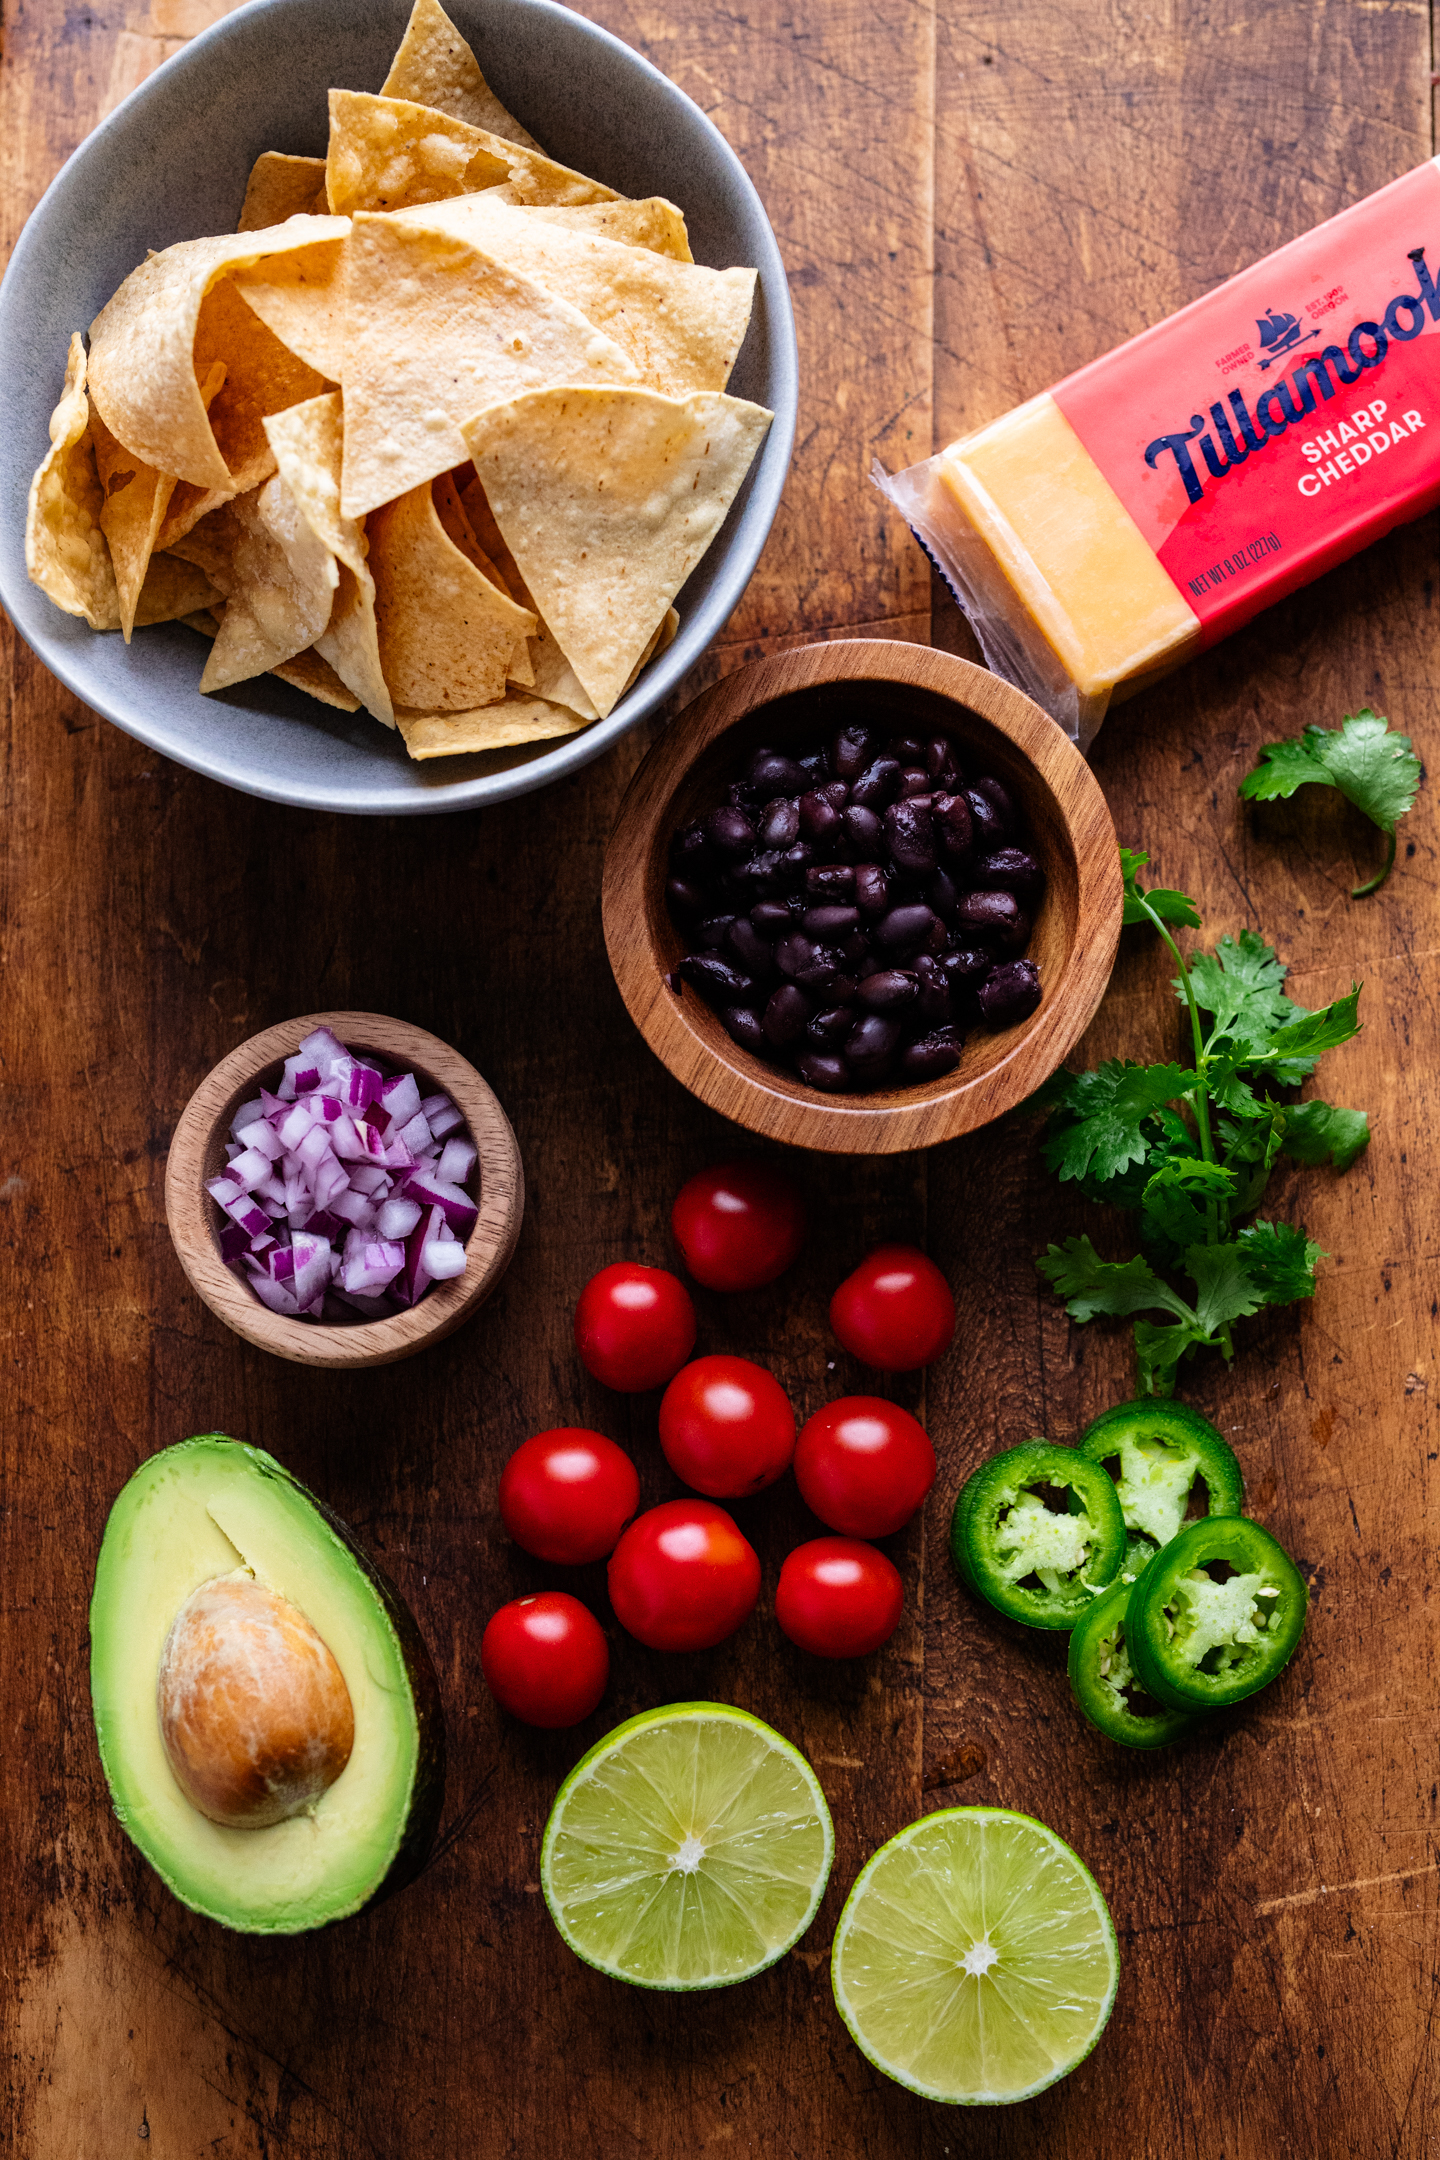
[431,472,533,685]
[325,90,509,216]
[181,604,360,709]
[238,153,330,232]
[90,359,227,639]
[368,476,536,711]
[132,555,225,623]
[396,693,592,760]
[25,334,121,630]
[518,198,692,262]
[189,478,338,693]
[340,211,637,517]
[381,0,542,151]
[394,194,754,394]
[461,385,770,717]
[86,217,346,489]
[229,238,346,383]
[263,392,393,727]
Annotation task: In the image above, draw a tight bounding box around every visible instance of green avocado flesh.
[90,1435,444,1935]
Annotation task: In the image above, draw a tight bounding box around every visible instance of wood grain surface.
[3,2,1437,2155]
[601,642,1122,1152]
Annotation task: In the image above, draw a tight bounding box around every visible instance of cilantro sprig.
[1035,847,1368,1394]
[1239,707,1421,896]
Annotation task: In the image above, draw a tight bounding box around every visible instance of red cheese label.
[1051,159,1440,644]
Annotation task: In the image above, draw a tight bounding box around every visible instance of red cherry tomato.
[480,1593,609,1728]
[775,1538,905,1659]
[607,1500,761,1651]
[498,1428,640,1565]
[574,1262,696,1391]
[830,1245,956,1372]
[671,1160,806,1292]
[658,1355,796,1498]
[794,1397,936,1538]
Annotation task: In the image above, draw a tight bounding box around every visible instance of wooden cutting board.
[4,2,1435,2153]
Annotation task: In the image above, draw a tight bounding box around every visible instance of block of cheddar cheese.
[879,157,1440,742]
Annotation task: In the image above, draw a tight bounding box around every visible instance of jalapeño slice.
[1078,1399,1243,1553]
[951,1443,1126,1631]
[1127,1517,1308,1711]
[1068,1580,1199,1750]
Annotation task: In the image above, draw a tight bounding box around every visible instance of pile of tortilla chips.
[24,0,772,760]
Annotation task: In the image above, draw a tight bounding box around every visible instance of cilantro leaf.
[1184,929,1297,1037]
[1141,888,1203,928]
[1040,1060,1197,1185]
[1140,1158,1238,1260]
[1239,709,1423,895]
[1119,846,1150,884]
[1036,1238,1194,1323]
[1235,1220,1324,1303]
[1245,986,1362,1067]
[1134,1318,1201,1397]
[1119,843,1200,927]
[1184,1241,1265,1334]
[1279,1098,1371,1172]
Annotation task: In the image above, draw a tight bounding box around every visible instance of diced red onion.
[421,1094,464,1140]
[436,1137,477,1185]
[401,1168,479,1238]
[235,1118,284,1161]
[422,1238,467,1281]
[207,1173,245,1208]
[231,1098,267,1138]
[394,1109,433,1155]
[219,1220,251,1262]
[376,1196,422,1240]
[228,1144,274,1188]
[247,1265,298,1316]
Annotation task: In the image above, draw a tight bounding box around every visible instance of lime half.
[832,1807,1118,2104]
[541,1702,834,1990]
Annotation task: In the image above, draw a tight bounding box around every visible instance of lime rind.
[831,1806,1119,2105]
[541,1702,834,1991]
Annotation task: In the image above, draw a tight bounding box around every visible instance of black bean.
[934,792,974,860]
[975,846,1045,900]
[929,867,961,923]
[671,820,712,874]
[721,1006,766,1053]
[832,723,874,780]
[849,756,903,810]
[803,904,860,940]
[774,931,815,980]
[842,803,884,854]
[978,960,1042,1027]
[679,953,755,1005]
[955,889,1025,947]
[746,748,808,799]
[897,768,931,801]
[819,779,850,810]
[796,1049,850,1092]
[856,968,919,1012]
[935,754,964,793]
[727,918,777,980]
[845,1013,902,1082]
[854,863,891,917]
[795,751,830,788]
[666,876,709,916]
[913,954,954,1025]
[806,1006,856,1046]
[940,946,993,990]
[762,983,812,1046]
[925,734,952,778]
[971,775,1018,836]
[874,903,937,956]
[925,915,951,956]
[807,863,856,904]
[757,795,800,849]
[708,804,756,856]
[884,797,937,876]
[727,781,768,818]
[798,789,843,847]
[901,1033,964,1082]
[775,842,814,889]
[779,934,848,994]
[886,734,927,766]
[733,850,790,902]
[964,788,1007,851]
[841,930,873,969]
[751,899,796,936]
[696,913,736,949]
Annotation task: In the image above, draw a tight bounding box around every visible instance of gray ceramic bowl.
[0,0,796,815]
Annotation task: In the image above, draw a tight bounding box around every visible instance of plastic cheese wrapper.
[878,158,1440,745]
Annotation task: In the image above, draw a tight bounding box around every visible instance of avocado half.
[90,1435,445,1934]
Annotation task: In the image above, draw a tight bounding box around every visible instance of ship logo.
[1256,307,1321,370]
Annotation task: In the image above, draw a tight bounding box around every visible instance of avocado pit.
[157,1573,355,1829]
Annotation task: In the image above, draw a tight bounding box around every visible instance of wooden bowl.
[602,642,1122,1155]
[165,1012,523,1367]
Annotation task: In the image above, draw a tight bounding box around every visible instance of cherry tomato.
[658,1355,796,1498]
[498,1428,640,1565]
[480,1593,609,1728]
[574,1262,696,1391]
[830,1245,956,1372]
[671,1160,806,1292]
[775,1538,905,1659]
[794,1396,936,1538]
[607,1500,761,1651]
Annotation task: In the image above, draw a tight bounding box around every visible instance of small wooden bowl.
[603,642,1122,1155]
[165,1012,524,1368]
